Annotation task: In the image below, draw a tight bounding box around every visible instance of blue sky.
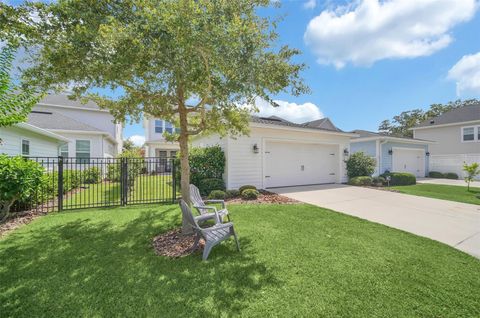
[7,0,480,144]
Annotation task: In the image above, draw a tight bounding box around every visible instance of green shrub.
[174,145,225,189]
[226,189,240,198]
[372,176,386,186]
[444,172,458,180]
[346,152,376,178]
[241,189,259,200]
[382,172,416,186]
[348,176,373,186]
[198,178,225,196]
[208,190,227,200]
[106,163,120,182]
[106,150,144,187]
[82,167,101,184]
[239,185,257,193]
[428,171,444,178]
[0,155,45,222]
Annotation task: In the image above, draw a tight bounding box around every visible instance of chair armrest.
[204,199,225,209]
[193,205,221,223]
[201,222,233,233]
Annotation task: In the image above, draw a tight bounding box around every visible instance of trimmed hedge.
[198,178,225,196]
[239,185,257,193]
[348,176,373,186]
[444,172,459,180]
[428,171,444,178]
[241,189,259,200]
[382,172,416,186]
[208,190,227,200]
[226,189,240,198]
[372,176,386,187]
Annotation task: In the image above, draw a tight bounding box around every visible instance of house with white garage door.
[193,116,355,189]
[350,130,433,177]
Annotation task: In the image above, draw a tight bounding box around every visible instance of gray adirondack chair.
[180,199,240,260]
[189,184,230,223]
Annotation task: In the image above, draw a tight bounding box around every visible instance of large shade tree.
[8,0,308,232]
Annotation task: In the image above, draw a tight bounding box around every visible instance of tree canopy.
[378,99,480,138]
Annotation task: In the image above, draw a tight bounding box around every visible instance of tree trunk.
[178,99,192,234]
[0,199,15,223]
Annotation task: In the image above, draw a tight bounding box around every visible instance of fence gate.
[14,156,178,213]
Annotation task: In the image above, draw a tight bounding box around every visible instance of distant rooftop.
[250,115,344,133]
[350,129,432,142]
[28,109,102,132]
[37,93,102,110]
[415,103,480,128]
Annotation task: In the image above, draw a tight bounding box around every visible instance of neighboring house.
[26,94,123,159]
[143,117,179,163]
[412,104,480,179]
[193,115,355,189]
[350,130,433,178]
[0,122,69,157]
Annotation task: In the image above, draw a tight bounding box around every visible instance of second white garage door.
[264,141,338,188]
[392,147,425,177]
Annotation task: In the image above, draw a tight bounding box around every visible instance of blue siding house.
[350,130,434,177]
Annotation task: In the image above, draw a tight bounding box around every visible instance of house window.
[155,120,164,133]
[165,121,174,134]
[76,140,91,163]
[462,127,475,142]
[21,139,30,156]
[59,143,69,157]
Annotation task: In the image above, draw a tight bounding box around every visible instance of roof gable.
[414,104,480,128]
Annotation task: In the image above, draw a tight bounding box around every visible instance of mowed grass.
[391,183,480,205]
[63,175,179,207]
[1,204,479,317]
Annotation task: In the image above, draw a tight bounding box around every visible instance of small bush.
[239,185,257,193]
[372,176,386,187]
[198,178,225,196]
[346,152,376,178]
[226,189,240,198]
[382,172,416,186]
[208,190,227,200]
[428,171,444,178]
[241,189,259,200]
[348,176,373,186]
[444,172,458,180]
[82,167,101,184]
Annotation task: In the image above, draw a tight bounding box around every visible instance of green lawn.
[63,175,178,208]
[391,183,480,205]
[1,204,479,317]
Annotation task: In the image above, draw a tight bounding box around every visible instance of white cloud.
[448,52,480,95]
[304,0,478,68]
[304,0,316,10]
[128,135,146,146]
[246,97,323,124]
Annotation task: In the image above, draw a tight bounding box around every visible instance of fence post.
[57,156,64,211]
[171,158,176,203]
[121,157,128,206]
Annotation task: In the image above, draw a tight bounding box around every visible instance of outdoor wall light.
[343,148,349,156]
[426,151,430,157]
[388,149,393,155]
[253,144,259,154]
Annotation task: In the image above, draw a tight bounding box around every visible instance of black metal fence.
[13,156,178,213]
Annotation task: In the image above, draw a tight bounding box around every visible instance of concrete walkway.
[271,184,480,258]
[417,177,480,187]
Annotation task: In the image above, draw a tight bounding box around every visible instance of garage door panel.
[392,148,425,177]
[265,141,338,188]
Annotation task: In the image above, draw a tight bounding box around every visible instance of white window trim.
[75,139,91,158]
[461,126,477,143]
[21,138,30,156]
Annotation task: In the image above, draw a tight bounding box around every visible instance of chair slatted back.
[189,184,206,213]
[179,199,200,230]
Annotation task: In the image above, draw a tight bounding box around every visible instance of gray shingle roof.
[37,93,102,110]
[415,103,480,128]
[304,118,342,132]
[27,110,102,132]
[250,115,345,133]
[350,129,432,142]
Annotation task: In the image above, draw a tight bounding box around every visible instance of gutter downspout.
[379,139,388,175]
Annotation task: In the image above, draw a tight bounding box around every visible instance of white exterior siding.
[56,132,111,158]
[0,126,62,157]
[193,125,351,189]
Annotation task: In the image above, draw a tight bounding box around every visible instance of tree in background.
[378,99,479,138]
[9,0,308,233]
[463,163,480,191]
[0,44,42,138]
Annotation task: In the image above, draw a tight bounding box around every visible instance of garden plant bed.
[0,209,49,237]
[227,190,299,204]
[152,228,204,258]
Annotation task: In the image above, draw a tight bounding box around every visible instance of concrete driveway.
[271,184,480,258]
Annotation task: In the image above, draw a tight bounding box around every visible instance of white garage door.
[392,147,425,177]
[264,141,338,188]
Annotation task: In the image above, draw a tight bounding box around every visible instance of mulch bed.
[152,228,204,258]
[0,209,49,238]
[226,190,299,204]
